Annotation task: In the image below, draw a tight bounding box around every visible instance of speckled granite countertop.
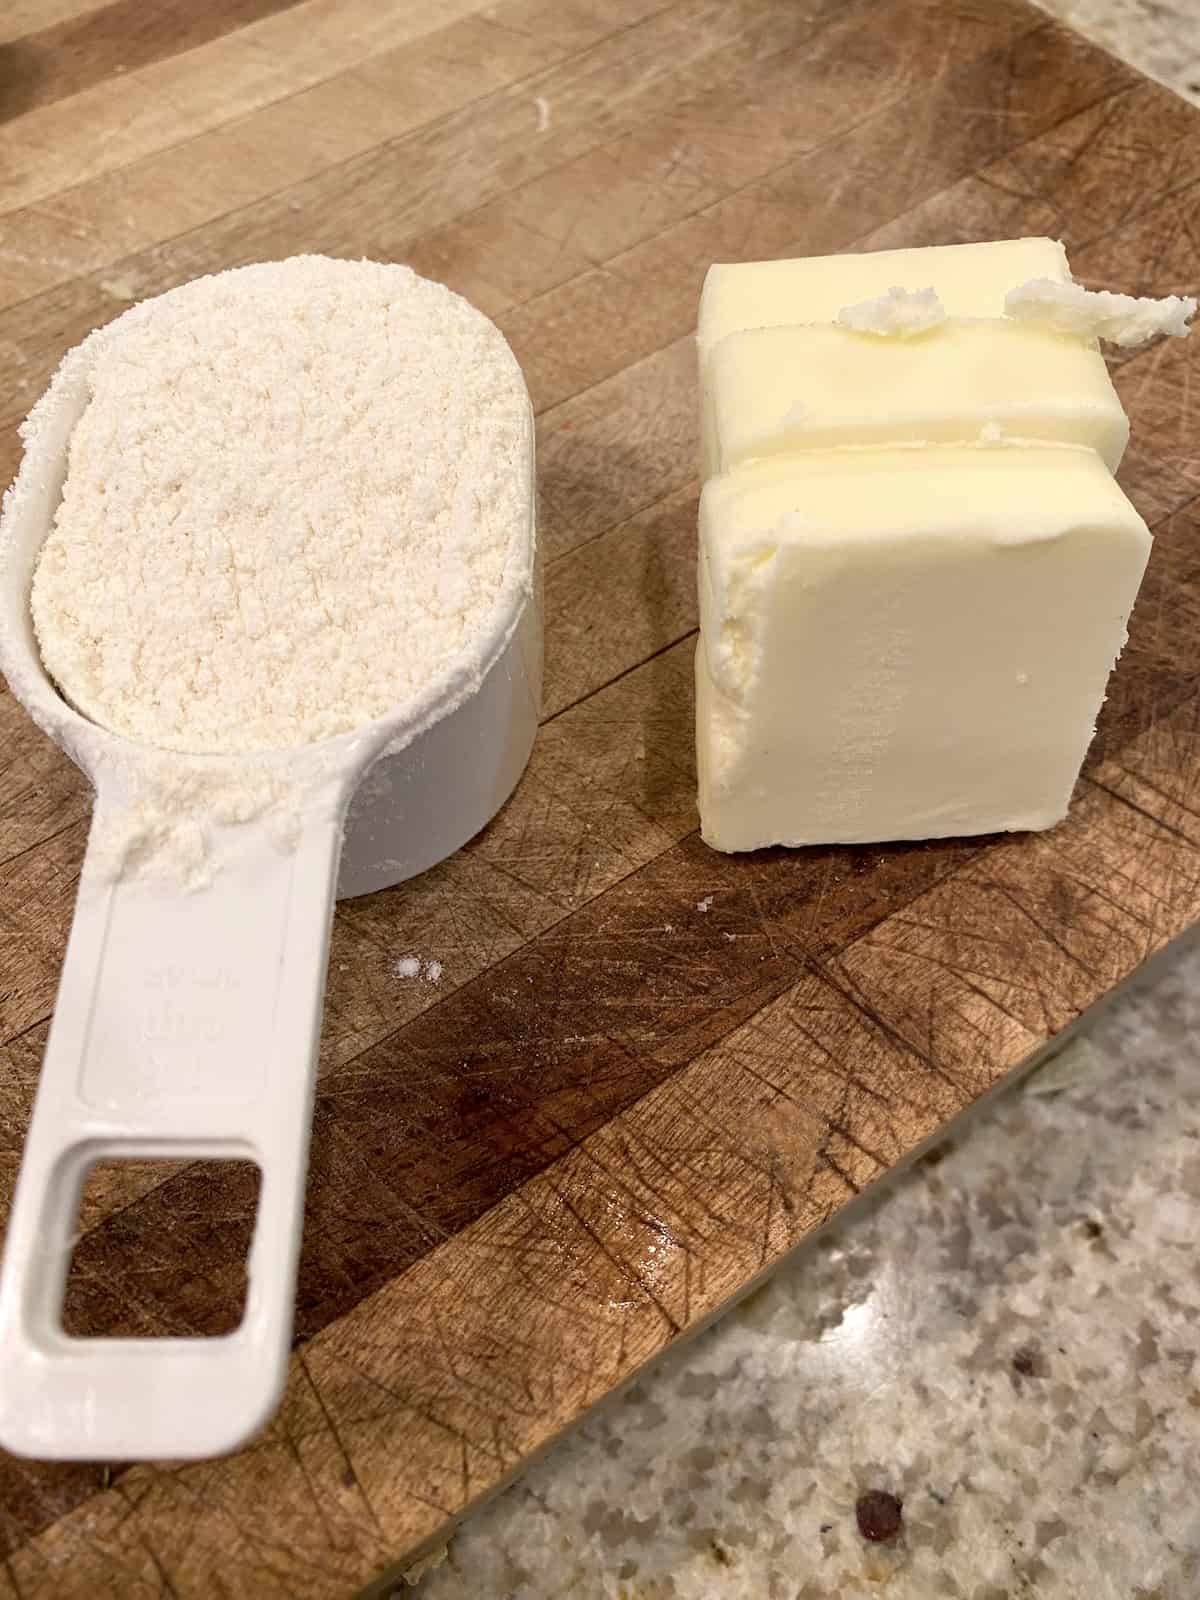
[1035,0,1200,106]
[406,942,1200,1598]
[400,8,1200,1596]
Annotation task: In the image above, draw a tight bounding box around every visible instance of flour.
[393,955,443,984]
[91,750,312,888]
[3,256,534,885]
[29,256,532,757]
[1004,277,1197,347]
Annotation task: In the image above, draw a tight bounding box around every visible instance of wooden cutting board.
[1,0,1199,1592]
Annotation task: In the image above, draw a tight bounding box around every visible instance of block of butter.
[697,449,1149,849]
[695,238,1159,853]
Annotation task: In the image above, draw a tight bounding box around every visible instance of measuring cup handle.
[0,786,344,1460]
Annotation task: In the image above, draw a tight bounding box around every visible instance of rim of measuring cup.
[0,345,536,782]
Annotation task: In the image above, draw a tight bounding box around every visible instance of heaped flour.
[29,255,532,756]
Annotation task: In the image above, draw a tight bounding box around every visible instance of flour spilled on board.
[394,956,444,985]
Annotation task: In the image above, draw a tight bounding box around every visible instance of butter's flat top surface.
[698,237,1070,359]
[701,446,1148,549]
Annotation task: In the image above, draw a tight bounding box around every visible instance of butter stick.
[696,449,1150,851]
[693,238,1160,853]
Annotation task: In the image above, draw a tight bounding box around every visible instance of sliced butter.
[702,318,1128,477]
[696,449,1150,852]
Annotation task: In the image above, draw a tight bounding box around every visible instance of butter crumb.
[837,285,946,337]
[394,957,421,978]
[1005,278,1196,348]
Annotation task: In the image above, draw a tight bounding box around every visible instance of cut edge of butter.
[837,285,947,336]
[1004,276,1197,347]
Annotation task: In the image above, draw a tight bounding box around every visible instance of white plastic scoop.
[0,354,539,1460]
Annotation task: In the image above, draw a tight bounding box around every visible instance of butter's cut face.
[696,450,1151,852]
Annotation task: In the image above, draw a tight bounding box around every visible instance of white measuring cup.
[0,358,539,1460]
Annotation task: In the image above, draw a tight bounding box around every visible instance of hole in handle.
[62,1158,261,1338]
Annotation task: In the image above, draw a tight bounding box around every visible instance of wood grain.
[0,0,497,215]
[0,0,308,119]
[0,1,111,48]
[0,1,1198,1594]
[0,0,660,309]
